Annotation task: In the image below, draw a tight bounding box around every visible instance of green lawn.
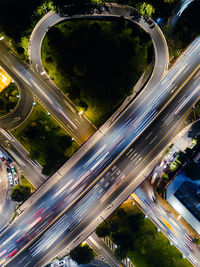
[11,102,79,175]
[96,201,192,267]
[42,19,151,126]
[20,175,36,193]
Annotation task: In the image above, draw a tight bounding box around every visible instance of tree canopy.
[11,185,31,202]
[0,0,44,40]
[69,244,95,264]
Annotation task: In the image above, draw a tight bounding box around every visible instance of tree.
[112,231,133,250]
[11,185,31,202]
[96,221,110,237]
[70,244,95,264]
[184,160,200,180]
[57,135,73,150]
[114,245,127,260]
[127,213,143,234]
[162,173,169,180]
[193,238,200,245]
[185,147,194,158]
[178,151,188,164]
[0,0,44,40]
[137,2,155,17]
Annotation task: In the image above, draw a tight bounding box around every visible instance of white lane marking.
[166,117,174,126]
[52,178,73,199]
[149,136,158,145]
[145,131,153,140]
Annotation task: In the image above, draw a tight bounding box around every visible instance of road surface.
[133,181,200,267]
[0,39,95,144]
[29,3,169,103]
[0,129,46,188]
[0,37,200,266]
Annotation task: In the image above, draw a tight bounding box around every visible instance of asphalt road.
[0,37,200,266]
[0,129,46,189]
[169,0,196,29]
[0,79,33,130]
[0,40,94,144]
[87,232,126,267]
[133,181,200,267]
[28,60,200,267]
[29,3,169,100]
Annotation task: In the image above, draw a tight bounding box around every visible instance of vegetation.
[42,19,151,126]
[11,184,31,202]
[193,237,200,246]
[157,135,200,194]
[184,160,200,180]
[20,175,36,193]
[69,244,95,265]
[169,159,180,172]
[136,2,155,17]
[52,0,178,18]
[0,83,19,117]
[164,144,174,156]
[11,102,79,175]
[0,0,55,60]
[162,173,169,180]
[96,202,192,266]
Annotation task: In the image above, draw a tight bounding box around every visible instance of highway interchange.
[0,3,200,267]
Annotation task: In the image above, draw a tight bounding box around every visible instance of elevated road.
[0,79,33,130]
[0,37,199,266]
[29,3,169,101]
[24,57,200,267]
[0,39,95,144]
[169,0,196,29]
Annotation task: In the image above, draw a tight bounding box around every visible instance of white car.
[9,176,13,185]
[58,259,66,266]
[14,178,18,185]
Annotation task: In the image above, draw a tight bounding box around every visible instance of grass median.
[11,102,79,176]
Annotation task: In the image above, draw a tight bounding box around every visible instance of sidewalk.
[87,232,128,267]
[0,162,16,231]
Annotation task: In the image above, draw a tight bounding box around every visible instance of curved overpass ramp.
[0,80,33,130]
[0,40,33,130]
[29,3,169,103]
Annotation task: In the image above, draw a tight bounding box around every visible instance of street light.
[79,110,84,115]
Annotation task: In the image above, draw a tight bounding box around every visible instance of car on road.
[7,167,11,175]
[14,178,18,185]
[58,259,66,266]
[150,172,158,184]
[10,163,17,175]
[1,157,6,164]
[9,175,13,185]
